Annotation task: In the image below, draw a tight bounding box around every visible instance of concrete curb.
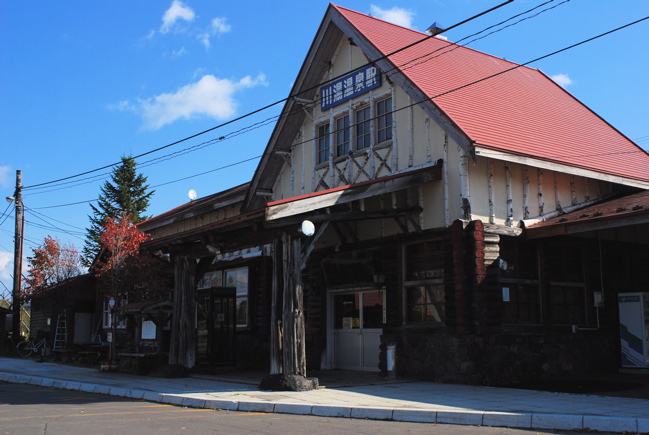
[1,372,646,434]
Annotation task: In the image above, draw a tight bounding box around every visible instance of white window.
[102,300,126,329]
[376,97,393,144]
[317,123,330,164]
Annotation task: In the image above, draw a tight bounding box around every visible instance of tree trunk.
[269,236,283,375]
[282,233,307,377]
[169,256,196,368]
[260,232,318,391]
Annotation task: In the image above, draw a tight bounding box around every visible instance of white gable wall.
[468,154,619,226]
[270,36,627,237]
[271,38,460,226]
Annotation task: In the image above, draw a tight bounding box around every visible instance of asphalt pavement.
[1,357,649,434]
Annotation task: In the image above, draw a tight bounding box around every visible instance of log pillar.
[169,255,196,368]
[260,231,318,391]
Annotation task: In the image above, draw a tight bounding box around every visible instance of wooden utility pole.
[11,170,23,341]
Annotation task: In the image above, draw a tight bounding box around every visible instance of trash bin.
[386,342,397,379]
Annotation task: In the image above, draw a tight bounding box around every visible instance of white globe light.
[300,220,315,237]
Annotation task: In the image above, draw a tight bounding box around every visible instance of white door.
[332,290,384,372]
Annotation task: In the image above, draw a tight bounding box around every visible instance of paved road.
[0,383,624,435]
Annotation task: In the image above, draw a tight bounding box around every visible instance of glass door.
[196,287,237,365]
[332,290,384,371]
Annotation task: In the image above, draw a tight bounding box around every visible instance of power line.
[22,0,556,198]
[22,0,514,191]
[20,5,649,211]
[25,207,87,232]
[0,202,12,226]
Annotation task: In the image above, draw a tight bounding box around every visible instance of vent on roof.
[425,22,444,36]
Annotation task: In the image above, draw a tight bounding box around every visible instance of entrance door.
[196,287,236,365]
[332,290,384,372]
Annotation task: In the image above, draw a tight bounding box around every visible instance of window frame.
[402,238,446,325]
[376,97,393,145]
[198,266,250,328]
[103,299,127,329]
[334,114,350,157]
[355,105,371,150]
[317,122,330,164]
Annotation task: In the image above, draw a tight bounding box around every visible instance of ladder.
[54,311,67,350]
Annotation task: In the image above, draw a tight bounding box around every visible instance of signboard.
[141,320,157,340]
[320,65,381,111]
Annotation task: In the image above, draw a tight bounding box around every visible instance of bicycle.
[16,337,49,357]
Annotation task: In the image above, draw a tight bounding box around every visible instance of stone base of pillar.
[259,374,319,391]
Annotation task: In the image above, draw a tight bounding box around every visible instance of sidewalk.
[1,357,649,433]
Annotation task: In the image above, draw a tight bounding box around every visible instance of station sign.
[320,65,382,111]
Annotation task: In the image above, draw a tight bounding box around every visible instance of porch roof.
[523,190,649,239]
[265,163,441,224]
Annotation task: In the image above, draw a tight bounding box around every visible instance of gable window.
[376,97,393,144]
[356,106,371,150]
[317,123,330,164]
[335,115,350,156]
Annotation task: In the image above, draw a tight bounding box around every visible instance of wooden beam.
[301,221,329,269]
[267,166,440,222]
[264,206,423,228]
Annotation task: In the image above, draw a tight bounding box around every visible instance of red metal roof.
[524,189,649,238]
[334,5,649,183]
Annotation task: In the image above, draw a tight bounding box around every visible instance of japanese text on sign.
[320,65,381,111]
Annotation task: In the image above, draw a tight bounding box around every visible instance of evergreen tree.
[82,156,154,266]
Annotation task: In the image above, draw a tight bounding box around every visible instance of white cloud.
[161,0,196,34]
[198,32,212,50]
[211,17,231,34]
[0,251,12,282]
[139,74,268,130]
[370,5,414,28]
[551,73,573,88]
[0,166,10,188]
[171,47,189,57]
[199,17,231,50]
[108,100,136,112]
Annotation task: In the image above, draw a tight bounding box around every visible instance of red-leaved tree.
[94,213,170,303]
[23,236,82,301]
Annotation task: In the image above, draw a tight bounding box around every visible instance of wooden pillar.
[282,233,307,377]
[169,256,196,368]
[261,231,318,391]
[269,236,283,375]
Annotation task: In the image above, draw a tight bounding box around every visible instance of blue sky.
[1,0,648,297]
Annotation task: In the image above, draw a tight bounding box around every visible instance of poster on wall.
[141,320,157,340]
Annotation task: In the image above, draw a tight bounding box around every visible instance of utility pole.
[11,170,23,342]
